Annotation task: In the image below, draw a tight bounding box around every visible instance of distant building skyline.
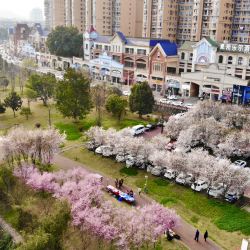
[0,0,44,20]
[30,8,44,23]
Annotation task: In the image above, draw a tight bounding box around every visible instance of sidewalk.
[53,154,221,250]
[0,217,23,244]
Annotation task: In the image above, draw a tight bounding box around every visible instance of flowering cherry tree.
[0,127,65,166]
[14,165,179,249]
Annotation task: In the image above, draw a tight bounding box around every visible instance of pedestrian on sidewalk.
[115,178,118,188]
[194,229,199,242]
[204,230,208,242]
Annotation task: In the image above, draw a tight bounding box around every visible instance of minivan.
[131,125,145,136]
[191,179,208,192]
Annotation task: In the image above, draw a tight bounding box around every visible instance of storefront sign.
[220,43,250,54]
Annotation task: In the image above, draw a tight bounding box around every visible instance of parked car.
[151,166,164,176]
[168,95,178,100]
[95,145,113,156]
[102,146,114,157]
[126,155,135,167]
[122,90,131,96]
[233,160,247,168]
[164,169,178,180]
[145,123,157,131]
[131,125,145,136]
[225,190,240,203]
[116,154,128,163]
[175,173,186,185]
[172,101,183,106]
[191,179,208,192]
[185,103,194,109]
[95,146,104,154]
[207,183,225,198]
[159,98,168,104]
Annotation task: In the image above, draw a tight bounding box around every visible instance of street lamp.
[144,175,148,193]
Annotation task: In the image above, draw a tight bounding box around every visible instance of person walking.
[204,230,208,242]
[138,187,142,196]
[194,229,199,242]
[115,178,118,188]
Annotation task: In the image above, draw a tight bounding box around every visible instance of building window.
[124,61,134,68]
[238,57,243,65]
[189,53,193,61]
[218,55,223,63]
[137,49,146,55]
[153,63,162,72]
[181,52,185,60]
[228,56,233,64]
[125,48,134,54]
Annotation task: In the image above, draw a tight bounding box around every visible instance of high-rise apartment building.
[142,0,178,41]
[143,0,234,44]
[51,0,65,28]
[30,8,44,24]
[46,0,143,36]
[85,0,143,36]
[72,0,86,33]
[120,0,144,37]
[232,0,250,44]
[44,0,52,30]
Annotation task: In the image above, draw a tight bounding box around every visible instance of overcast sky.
[0,0,44,20]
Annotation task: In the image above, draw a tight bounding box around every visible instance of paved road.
[53,154,221,250]
[0,217,23,244]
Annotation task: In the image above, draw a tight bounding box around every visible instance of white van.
[164,169,178,180]
[131,125,145,136]
[191,179,208,192]
[207,183,225,198]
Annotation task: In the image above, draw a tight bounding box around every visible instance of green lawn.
[63,147,250,250]
[0,96,154,138]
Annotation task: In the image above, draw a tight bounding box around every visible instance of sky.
[0,0,44,20]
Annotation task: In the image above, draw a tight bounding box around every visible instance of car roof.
[132,125,144,129]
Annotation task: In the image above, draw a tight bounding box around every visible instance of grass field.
[63,147,250,250]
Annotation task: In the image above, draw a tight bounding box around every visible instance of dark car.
[225,191,239,203]
[145,123,157,131]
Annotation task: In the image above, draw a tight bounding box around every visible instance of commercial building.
[83,28,179,90]
[176,38,249,99]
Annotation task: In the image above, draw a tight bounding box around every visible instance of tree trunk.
[13,109,15,118]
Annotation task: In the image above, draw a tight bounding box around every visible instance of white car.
[159,98,169,104]
[131,125,145,136]
[168,95,178,100]
[95,145,113,156]
[151,166,164,176]
[233,160,247,168]
[126,155,135,167]
[176,173,186,185]
[164,169,178,180]
[185,103,194,109]
[116,154,127,163]
[191,179,208,192]
[102,146,114,157]
[207,183,225,198]
[172,101,183,106]
[122,90,131,96]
